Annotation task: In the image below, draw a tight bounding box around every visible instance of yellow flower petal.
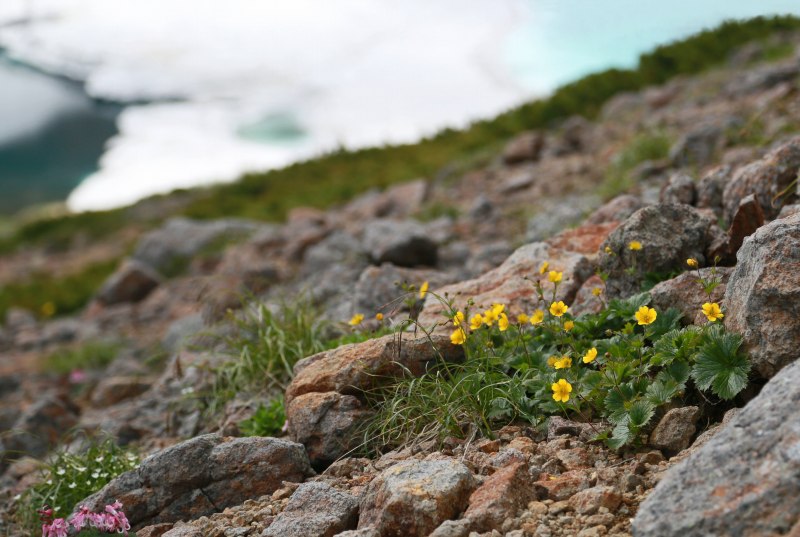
[583,347,598,364]
[629,241,643,251]
[548,270,563,284]
[530,310,544,325]
[549,301,569,317]
[419,281,429,299]
[539,261,549,275]
[348,313,364,326]
[450,328,466,345]
[634,306,657,326]
[469,313,484,330]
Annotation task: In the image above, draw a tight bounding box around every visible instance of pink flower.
[68,369,87,384]
[42,518,68,537]
[69,505,91,530]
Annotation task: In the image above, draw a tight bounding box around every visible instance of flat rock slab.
[633,359,800,536]
[358,459,476,537]
[78,434,313,529]
[418,242,592,328]
[263,482,359,537]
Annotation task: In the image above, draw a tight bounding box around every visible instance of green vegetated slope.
[3,15,800,248]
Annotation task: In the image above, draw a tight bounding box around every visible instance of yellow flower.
[702,302,724,322]
[635,306,657,326]
[530,309,545,325]
[498,313,509,332]
[452,311,465,326]
[564,320,574,332]
[419,281,429,299]
[687,258,698,268]
[604,246,613,255]
[582,347,598,364]
[548,271,563,284]
[516,313,530,324]
[40,301,56,318]
[539,261,549,275]
[591,287,602,297]
[547,356,559,367]
[629,241,643,251]
[450,328,466,345]
[554,356,572,369]
[348,313,364,326]
[375,313,384,321]
[491,303,505,316]
[483,310,496,326]
[549,301,569,317]
[552,379,572,403]
[469,313,484,330]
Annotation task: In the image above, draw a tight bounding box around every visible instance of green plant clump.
[13,437,139,532]
[600,132,672,199]
[0,258,119,322]
[365,270,750,453]
[238,399,287,437]
[208,300,333,412]
[43,341,121,375]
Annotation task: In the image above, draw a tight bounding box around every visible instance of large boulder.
[133,217,263,275]
[287,334,463,403]
[502,131,545,164]
[599,203,718,299]
[724,212,800,378]
[358,459,476,537]
[722,136,800,223]
[0,395,79,465]
[96,259,163,305]
[632,359,800,536]
[263,482,359,537]
[418,242,592,328]
[285,334,464,467]
[362,219,438,267]
[78,434,313,529]
[351,264,456,319]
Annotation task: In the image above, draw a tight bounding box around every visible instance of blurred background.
[2,0,800,216]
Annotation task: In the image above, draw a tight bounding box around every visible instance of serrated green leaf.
[648,307,683,338]
[691,325,750,400]
[628,400,655,428]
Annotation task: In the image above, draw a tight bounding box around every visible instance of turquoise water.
[508,1,800,92]
[0,55,118,215]
[3,3,800,215]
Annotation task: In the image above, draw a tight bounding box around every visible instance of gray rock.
[584,195,646,225]
[632,359,800,536]
[96,259,162,305]
[669,124,724,168]
[648,406,700,453]
[599,203,717,299]
[134,217,262,274]
[429,519,472,537]
[79,434,313,529]
[722,136,800,223]
[695,166,731,215]
[779,203,800,219]
[725,61,800,97]
[526,195,599,242]
[502,131,545,164]
[352,264,454,318]
[358,459,476,537]
[362,219,438,267]
[0,395,79,464]
[724,212,800,378]
[286,391,370,469]
[264,482,359,537]
[660,173,696,205]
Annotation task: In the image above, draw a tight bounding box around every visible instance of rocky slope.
[2,35,800,537]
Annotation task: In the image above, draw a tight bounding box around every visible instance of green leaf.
[628,399,656,428]
[648,307,683,338]
[691,325,751,400]
[651,327,702,366]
